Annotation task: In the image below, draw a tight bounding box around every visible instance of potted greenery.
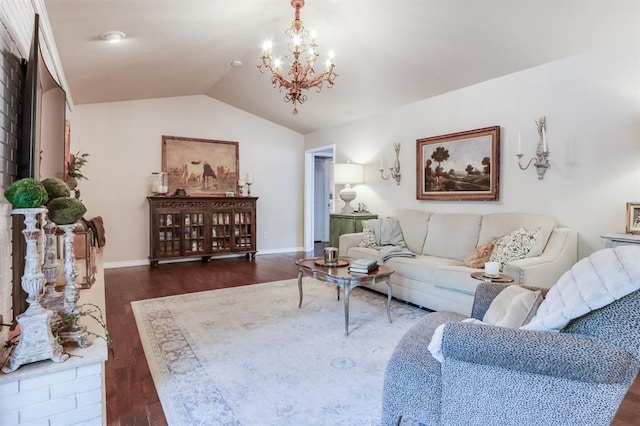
[3,177,48,208]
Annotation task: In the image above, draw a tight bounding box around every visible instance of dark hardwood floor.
[104,248,640,425]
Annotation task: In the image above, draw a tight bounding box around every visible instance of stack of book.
[348,258,378,274]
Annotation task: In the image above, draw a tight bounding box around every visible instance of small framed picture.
[626,202,640,234]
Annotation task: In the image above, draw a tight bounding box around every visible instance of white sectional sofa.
[339,210,578,316]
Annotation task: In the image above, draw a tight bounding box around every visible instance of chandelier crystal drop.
[258,0,337,115]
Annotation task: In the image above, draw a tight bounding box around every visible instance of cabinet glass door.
[233,211,254,249]
[211,212,231,252]
[157,212,181,256]
[183,212,205,254]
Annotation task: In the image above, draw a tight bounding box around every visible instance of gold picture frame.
[626,202,640,234]
[162,135,239,196]
[416,126,500,201]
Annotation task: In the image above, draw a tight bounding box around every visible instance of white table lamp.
[334,162,364,214]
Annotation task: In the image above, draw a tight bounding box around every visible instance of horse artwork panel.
[162,135,240,196]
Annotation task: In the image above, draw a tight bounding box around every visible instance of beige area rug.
[132,278,427,426]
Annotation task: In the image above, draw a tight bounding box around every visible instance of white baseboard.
[104,246,306,269]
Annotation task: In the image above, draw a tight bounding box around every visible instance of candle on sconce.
[542,127,548,152]
[379,159,384,170]
[518,131,522,155]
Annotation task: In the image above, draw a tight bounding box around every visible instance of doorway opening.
[303,145,335,253]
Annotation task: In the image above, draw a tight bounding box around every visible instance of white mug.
[484,261,500,277]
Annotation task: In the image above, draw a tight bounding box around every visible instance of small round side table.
[470,271,515,283]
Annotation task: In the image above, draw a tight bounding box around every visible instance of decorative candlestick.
[2,208,68,373]
[41,216,64,329]
[57,223,89,348]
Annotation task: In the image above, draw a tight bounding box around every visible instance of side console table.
[329,213,377,248]
[601,233,640,248]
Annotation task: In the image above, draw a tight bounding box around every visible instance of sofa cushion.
[432,265,481,296]
[345,246,381,261]
[422,214,482,261]
[395,209,431,254]
[482,285,543,327]
[478,213,556,257]
[385,255,461,283]
[489,227,540,264]
[463,238,498,268]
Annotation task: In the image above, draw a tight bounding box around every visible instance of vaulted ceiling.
[45,0,638,134]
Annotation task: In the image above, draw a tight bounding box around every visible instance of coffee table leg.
[344,283,350,336]
[386,280,392,323]
[297,269,303,308]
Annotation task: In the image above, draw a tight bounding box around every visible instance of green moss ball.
[41,177,71,201]
[4,178,48,208]
[47,197,87,225]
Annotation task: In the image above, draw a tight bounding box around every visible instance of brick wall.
[0,363,103,425]
[0,8,25,365]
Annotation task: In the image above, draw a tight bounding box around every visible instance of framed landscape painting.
[416,126,500,201]
[162,135,239,196]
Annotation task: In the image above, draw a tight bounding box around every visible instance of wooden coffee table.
[295,257,394,336]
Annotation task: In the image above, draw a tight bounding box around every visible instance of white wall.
[305,42,640,259]
[70,95,304,267]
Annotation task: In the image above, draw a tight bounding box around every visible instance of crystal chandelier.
[258,0,337,115]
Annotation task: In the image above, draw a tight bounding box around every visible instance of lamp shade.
[334,163,364,184]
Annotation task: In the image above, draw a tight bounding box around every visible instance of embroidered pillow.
[358,219,379,248]
[463,238,498,268]
[489,227,540,264]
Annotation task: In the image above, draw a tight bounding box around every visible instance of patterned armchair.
[382,247,640,426]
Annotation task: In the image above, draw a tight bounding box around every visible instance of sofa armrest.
[338,232,363,256]
[502,227,577,287]
[441,322,636,384]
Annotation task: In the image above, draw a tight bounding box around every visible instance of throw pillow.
[482,285,543,328]
[358,219,379,248]
[463,238,498,268]
[522,245,640,332]
[489,226,540,264]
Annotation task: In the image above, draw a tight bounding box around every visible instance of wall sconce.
[516,117,550,180]
[334,162,364,213]
[380,142,401,185]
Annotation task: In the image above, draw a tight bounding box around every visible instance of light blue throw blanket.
[366,217,415,262]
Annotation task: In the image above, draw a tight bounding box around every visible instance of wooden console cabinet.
[147,196,258,267]
[329,213,378,248]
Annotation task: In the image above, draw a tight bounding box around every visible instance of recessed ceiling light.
[230,60,243,68]
[101,31,126,43]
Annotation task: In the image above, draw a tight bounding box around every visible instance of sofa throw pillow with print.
[464,238,498,268]
[358,219,379,248]
[489,226,540,264]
